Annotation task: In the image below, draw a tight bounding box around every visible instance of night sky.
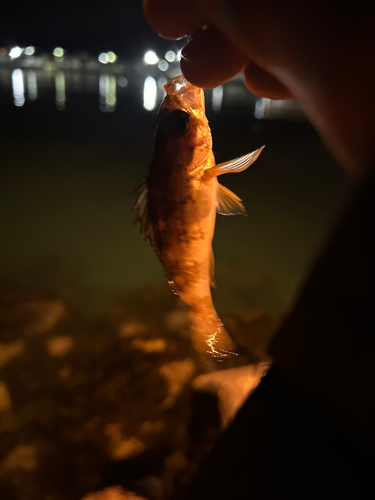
[0,0,176,59]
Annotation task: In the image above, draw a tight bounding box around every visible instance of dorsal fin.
[217,183,247,216]
[132,180,158,254]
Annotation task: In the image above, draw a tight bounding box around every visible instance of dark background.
[0,0,168,59]
[0,0,354,316]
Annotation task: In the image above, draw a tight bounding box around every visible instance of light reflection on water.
[2,65,256,115]
[11,68,25,107]
[143,76,157,111]
[99,74,117,112]
[4,65,303,120]
[27,70,37,101]
[212,85,223,114]
[55,72,66,111]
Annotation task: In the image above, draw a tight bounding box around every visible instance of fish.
[133,75,264,360]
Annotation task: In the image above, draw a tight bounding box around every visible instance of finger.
[143,0,205,39]
[244,62,293,100]
[190,0,303,79]
[180,25,247,88]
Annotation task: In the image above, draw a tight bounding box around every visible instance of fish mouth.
[162,75,205,113]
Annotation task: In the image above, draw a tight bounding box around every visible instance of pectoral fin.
[217,183,246,216]
[132,179,158,254]
[207,146,265,177]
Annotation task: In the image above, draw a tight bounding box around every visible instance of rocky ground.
[0,284,280,500]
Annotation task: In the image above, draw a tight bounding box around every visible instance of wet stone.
[0,284,280,500]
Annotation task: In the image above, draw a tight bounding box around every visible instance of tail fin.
[189,305,237,361]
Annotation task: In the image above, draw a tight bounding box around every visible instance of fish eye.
[164,109,191,135]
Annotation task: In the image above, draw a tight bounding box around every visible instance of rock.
[118,320,149,339]
[105,428,145,461]
[0,444,38,474]
[159,359,195,409]
[0,284,280,500]
[131,339,166,353]
[162,451,189,498]
[81,486,147,500]
[192,363,270,427]
[46,335,74,357]
[129,475,163,500]
[17,299,66,336]
[0,341,24,368]
[0,382,12,413]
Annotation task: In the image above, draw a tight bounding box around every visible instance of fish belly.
[160,228,212,302]
[155,203,236,358]
[151,175,216,298]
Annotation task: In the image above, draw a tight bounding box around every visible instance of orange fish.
[134,75,264,359]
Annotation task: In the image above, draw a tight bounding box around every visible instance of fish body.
[134,75,264,359]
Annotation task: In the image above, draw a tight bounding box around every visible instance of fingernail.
[181,24,209,60]
[181,39,194,60]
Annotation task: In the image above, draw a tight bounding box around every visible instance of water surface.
[0,65,353,317]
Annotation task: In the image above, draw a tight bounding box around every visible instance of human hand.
[143,0,294,99]
[143,0,375,174]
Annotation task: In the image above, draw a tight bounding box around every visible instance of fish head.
[156,75,212,170]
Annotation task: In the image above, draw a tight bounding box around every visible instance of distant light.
[117,76,128,87]
[25,46,35,56]
[212,85,224,113]
[165,50,176,63]
[176,49,182,61]
[53,47,64,58]
[55,72,65,110]
[143,76,157,111]
[99,74,117,112]
[98,52,108,64]
[144,50,158,65]
[99,74,107,105]
[254,98,268,119]
[11,69,25,106]
[106,51,117,63]
[27,71,38,101]
[158,60,169,72]
[106,75,117,111]
[9,46,23,59]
